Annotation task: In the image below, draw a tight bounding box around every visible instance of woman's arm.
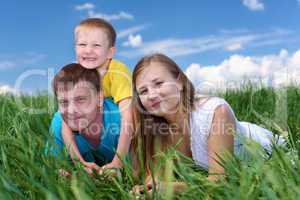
[207,104,235,181]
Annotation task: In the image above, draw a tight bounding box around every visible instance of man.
[47,63,120,174]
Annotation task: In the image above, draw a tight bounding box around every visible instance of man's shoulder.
[102,98,121,130]
[103,98,120,114]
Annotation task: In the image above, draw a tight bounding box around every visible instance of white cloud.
[242,0,264,11]
[219,29,250,35]
[185,49,300,92]
[0,52,46,71]
[87,10,133,21]
[74,3,95,11]
[0,84,18,94]
[119,29,292,58]
[122,34,143,48]
[225,43,243,51]
[0,61,16,70]
[117,25,147,39]
[74,3,133,21]
[119,37,226,58]
[23,52,46,64]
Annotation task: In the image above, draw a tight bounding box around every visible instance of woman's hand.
[130,181,187,198]
[130,182,155,199]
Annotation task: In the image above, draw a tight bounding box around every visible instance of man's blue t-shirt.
[48,98,120,165]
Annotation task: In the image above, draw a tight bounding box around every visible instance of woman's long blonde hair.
[131,53,196,176]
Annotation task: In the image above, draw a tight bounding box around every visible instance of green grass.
[0,85,299,199]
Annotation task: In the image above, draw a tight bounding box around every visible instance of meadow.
[0,84,299,200]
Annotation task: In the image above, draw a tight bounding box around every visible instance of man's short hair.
[53,63,101,96]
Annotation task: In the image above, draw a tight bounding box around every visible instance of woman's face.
[135,62,183,117]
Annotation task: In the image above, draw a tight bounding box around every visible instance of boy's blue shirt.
[48,98,120,165]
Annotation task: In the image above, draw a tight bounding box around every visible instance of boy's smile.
[75,28,115,69]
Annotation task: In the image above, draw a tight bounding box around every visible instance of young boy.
[61,18,132,171]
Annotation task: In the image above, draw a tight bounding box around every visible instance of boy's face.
[56,80,102,132]
[75,28,115,69]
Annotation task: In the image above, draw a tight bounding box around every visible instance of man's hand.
[98,160,122,178]
[58,168,71,177]
[82,162,101,176]
[101,160,122,170]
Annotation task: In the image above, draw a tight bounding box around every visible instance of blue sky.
[0,0,300,94]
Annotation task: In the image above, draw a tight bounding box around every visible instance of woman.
[130,53,284,194]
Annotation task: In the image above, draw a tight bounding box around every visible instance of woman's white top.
[189,97,285,170]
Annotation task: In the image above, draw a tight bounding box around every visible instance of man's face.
[56,81,102,132]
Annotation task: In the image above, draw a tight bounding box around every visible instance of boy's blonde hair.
[74,18,116,47]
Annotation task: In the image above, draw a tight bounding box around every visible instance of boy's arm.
[61,120,85,163]
[108,97,133,168]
